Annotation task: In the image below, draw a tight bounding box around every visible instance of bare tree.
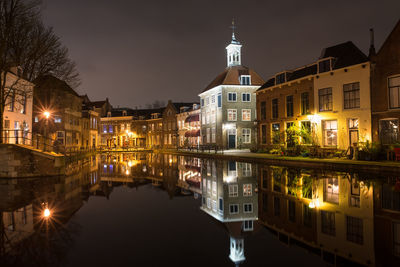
[0,0,80,143]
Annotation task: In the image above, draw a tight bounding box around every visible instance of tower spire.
[226,19,242,67]
[231,19,236,42]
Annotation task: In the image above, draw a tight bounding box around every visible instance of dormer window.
[276,73,286,85]
[151,113,160,119]
[240,75,251,85]
[318,58,333,73]
[122,110,127,116]
[107,111,111,117]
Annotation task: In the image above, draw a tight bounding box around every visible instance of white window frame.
[229,184,238,197]
[240,75,251,85]
[211,127,216,143]
[243,203,253,213]
[243,220,253,231]
[243,184,252,197]
[242,128,251,143]
[229,204,239,214]
[227,92,237,102]
[241,92,251,102]
[227,109,237,121]
[211,94,216,104]
[241,109,251,121]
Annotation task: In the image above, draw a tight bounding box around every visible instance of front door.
[348,118,359,147]
[228,129,236,149]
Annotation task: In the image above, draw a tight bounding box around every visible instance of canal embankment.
[0,144,65,178]
[154,149,400,174]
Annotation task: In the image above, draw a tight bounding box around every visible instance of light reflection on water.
[0,152,399,267]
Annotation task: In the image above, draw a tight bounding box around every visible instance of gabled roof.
[319,41,368,69]
[258,64,317,91]
[34,75,79,97]
[258,41,367,91]
[376,18,400,56]
[202,65,264,93]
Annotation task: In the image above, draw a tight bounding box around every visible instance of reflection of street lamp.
[43,111,51,151]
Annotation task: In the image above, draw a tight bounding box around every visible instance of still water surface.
[1,153,399,266]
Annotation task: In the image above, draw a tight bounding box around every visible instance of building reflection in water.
[1,152,400,267]
[199,159,258,266]
[0,155,102,266]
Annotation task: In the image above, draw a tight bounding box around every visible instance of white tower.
[229,236,245,266]
[226,20,242,67]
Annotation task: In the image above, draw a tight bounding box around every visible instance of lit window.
[243,184,252,196]
[229,184,238,197]
[241,109,251,121]
[227,109,237,121]
[34,116,39,123]
[323,120,337,146]
[324,177,339,204]
[51,115,61,123]
[242,128,251,143]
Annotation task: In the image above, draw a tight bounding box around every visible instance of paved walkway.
[156,148,400,173]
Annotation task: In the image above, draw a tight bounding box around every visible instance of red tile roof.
[202,65,264,93]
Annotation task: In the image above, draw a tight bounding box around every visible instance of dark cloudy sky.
[41,0,400,108]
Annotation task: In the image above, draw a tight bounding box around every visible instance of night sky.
[41,0,400,108]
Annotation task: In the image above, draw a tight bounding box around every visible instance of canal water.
[0,153,399,267]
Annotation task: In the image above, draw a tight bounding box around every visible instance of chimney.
[369,28,376,58]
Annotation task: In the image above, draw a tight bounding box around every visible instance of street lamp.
[43,111,51,151]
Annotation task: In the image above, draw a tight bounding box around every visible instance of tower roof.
[201,65,265,93]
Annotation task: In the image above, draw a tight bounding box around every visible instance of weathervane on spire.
[231,18,236,42]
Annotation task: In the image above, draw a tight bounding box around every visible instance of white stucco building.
[199,26,264,149]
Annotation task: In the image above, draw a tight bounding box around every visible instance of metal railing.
[1,130,98,157]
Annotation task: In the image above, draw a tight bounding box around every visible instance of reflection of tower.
[229,236,245,266]
[200,159,258,266]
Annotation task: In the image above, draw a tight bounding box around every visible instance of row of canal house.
[1,70,112,152]
[257,19,400,151]
[32,75,112,152]
[99,101,200,149]
[256,41,371,150]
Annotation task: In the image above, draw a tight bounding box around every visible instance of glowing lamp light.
[308,198,320,209]
[43,208,51,218]
[43,111,50,119]
[307,114,322,124]
[125,169,130,175]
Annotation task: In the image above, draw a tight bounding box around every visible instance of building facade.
[199,29,264,150]
[176,104,201,148]
[1,69,33,145]
[256,65,316,148]
[312,42,371,150]
[256,41,371,151]
[33,75,83,151]
[370,20,400,145]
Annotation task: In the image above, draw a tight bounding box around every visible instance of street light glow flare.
[43,111,50,119]
[43,208,51,218]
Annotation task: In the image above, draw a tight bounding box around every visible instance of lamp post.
[43,111,51,151]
